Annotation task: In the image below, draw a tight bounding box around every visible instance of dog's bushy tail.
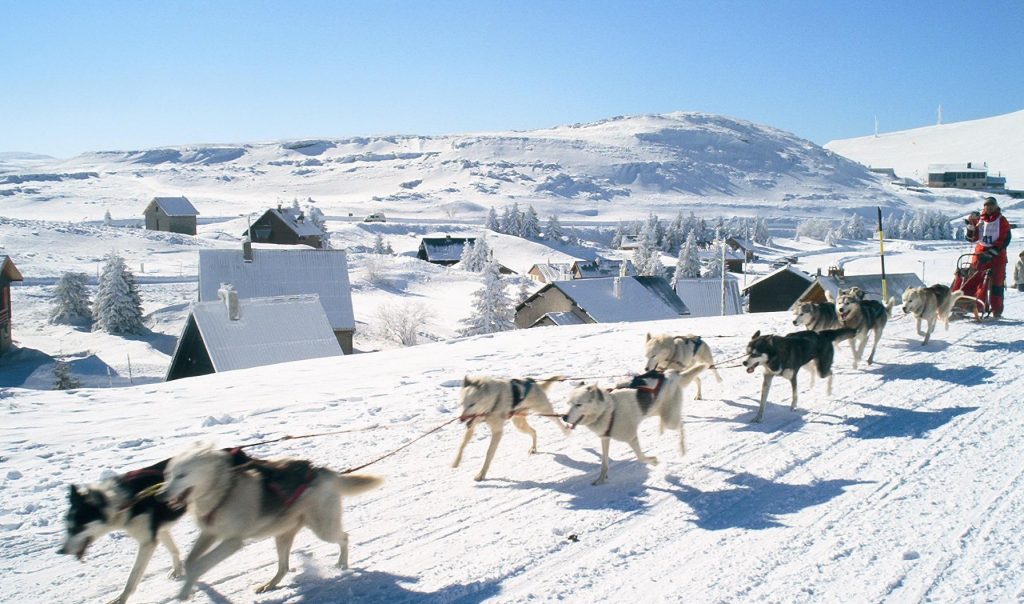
[819,327,857,344]
[336,474,384,496]
[885,297,897,316]
[537,375,566,391]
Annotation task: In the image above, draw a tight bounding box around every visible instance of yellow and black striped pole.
[877,207,888,301]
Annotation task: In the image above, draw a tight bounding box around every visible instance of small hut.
[144,196,199,235]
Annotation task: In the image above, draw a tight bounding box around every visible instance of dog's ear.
[463,375,470,388]
[645,332,651,342]
[68,484,81,502]
[752,330,761,339]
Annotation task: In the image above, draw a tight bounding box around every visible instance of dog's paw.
[168,566,184,580]
[175,587,193,601]
[107,596,128,604]
[473,473,486,481]
[254,582,278,594]
[591,476,608,486]
[644,456,659,466]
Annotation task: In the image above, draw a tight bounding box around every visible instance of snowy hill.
[4,257,1024,602]
[0,112,986,224]
[825,109,1024,189]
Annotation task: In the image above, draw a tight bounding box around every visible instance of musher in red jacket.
[966,197,1012,318]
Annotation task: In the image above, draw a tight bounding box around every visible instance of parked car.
[363,212,386,223]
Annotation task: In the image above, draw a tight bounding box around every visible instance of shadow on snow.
[870,362,993,386]
[842,401,977,440]
[654,470,868,531]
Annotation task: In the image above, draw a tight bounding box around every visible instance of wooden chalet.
[742,265,815,313]
[144,196,199,235]
[244,207,325,249]
[417,236,476,265]
[1,255,24,355]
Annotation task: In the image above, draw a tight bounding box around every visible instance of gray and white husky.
[836,288,896,368]
[643,333,722,399]
[563,367,704,485]
[58,459,186,604]
[792,301,844,332]
[742,328,855,423]
[453,375,569,481]
[901,284,965,344]
[158,445,382,599]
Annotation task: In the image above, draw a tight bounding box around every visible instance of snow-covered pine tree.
[611,222,625,249]
[509,202,524,237]
[93,252,144,334]
[516,278,534,305]
[103,210,112,227]
[372,233,388,255]
[485,206,500,231]
[664,211,684,253]
[672,231,702,287]
[290,197,302,217]
[544,214,564,242]
[824,229,838,247]
[521,205,541,239]
[753,216,772,245]
[703,232,725,278]
[468,235,491,271]
[53,360,81,390]
[50,271,92,325]
[459,260,515,336]
[499,206,513,234]
[459,241,478,271]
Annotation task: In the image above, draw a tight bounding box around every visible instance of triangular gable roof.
[419,237,476,262]
[548,276,689,322]
[198,249,354,330]
[742,264,813,293]
[0,255,24,281]
[798,272,924,306]
[697,248,744,262]
[174,295,341,374]
[247,208,324,238]
[529,263,574,282]
[150,196,199,217]
[572,258,636,278]
[485,232,582,275]
[533,311,587,327]
[674,277,743,317]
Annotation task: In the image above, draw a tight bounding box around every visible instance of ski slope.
[3,261,1024,603]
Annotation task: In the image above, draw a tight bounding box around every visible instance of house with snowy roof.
[726,237,758,261]
[166,286,342,381]
[244,206,325,249]
[528,262,574,283]
[144,196,199,235]
[485,231,583,276]
[742,265,814,313]
[793,268,923,309]
[515,276,689,329]
[698,248,746,273]
[673,276,743,317]
[417,236,477,266]
[197,245,355,353]
[571,257,636,279]
[1,255,24,356]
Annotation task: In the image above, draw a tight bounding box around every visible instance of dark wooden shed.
[742,265,814,313]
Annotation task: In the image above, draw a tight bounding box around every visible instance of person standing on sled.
[965,197,1012,318]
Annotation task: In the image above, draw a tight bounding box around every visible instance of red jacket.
[969,209,1011,258]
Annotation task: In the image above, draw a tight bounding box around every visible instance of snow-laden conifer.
[50,271,92,325]
[93,252,144,334]
[459,260,515,336]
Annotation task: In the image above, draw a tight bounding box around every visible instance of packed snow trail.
[3,294,1024,603]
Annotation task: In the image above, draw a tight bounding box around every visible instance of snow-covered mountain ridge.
[826,109,1024,189]
[2,112,984,223]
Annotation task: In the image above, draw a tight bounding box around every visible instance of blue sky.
[3,0,1022,157]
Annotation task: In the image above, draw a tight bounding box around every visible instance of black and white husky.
[453,375,569,481]
[643,333,722,399]
[742,328,855,423]
[836,288,896,368]
[901,284,964,344]
[562,367,704,485]
[158,445,383,599]
[59,459,186,604]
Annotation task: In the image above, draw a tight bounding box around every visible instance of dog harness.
[509,378,535,410]
[626,370,667,415]
[204,449,317,525]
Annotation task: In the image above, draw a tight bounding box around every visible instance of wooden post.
[877,207,888,301]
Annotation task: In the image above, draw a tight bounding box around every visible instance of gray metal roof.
[674,277,743,317]
[151,196,199,216]
[198,248,355,330]
[798,272,925,306]
[539,311,587,326]
[551,276,689,322]
[530,263,573,282]
[263,208,324,237]
[188,295,341,373]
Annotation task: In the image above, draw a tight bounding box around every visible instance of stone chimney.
[218,283,240,320]
[613,276,622,299]
[242,237,253,263]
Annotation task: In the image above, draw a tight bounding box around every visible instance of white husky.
[901,284,964,344]
[563,367,704,485]
[158,445,382,599]
[643,333,722,399]
[453,376,569,481]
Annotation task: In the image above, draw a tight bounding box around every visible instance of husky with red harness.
[157,444,382,599]
[959,197,1012,319]
[562,366,704,485]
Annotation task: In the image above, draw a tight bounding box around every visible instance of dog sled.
[950,253,991,321]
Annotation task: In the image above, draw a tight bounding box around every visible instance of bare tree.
[376,302,432,346]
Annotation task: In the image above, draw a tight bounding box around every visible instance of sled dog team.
[63,284,930,602]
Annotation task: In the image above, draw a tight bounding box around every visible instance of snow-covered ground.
[3,237,1024,603]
